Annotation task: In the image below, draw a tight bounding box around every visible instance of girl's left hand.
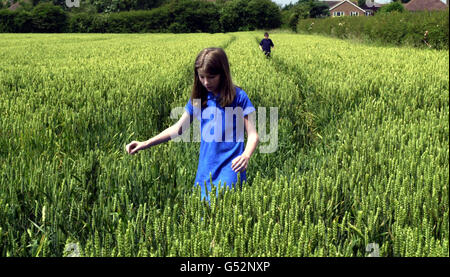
[231,154,250,172]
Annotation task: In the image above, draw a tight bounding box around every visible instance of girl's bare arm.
[126,111,192,154]
[231,115,259,172]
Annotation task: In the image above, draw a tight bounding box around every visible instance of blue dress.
[185,86,255,200]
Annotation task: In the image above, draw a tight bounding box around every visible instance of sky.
[271,0,447,7]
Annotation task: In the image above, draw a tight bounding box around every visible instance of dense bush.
[378,1,405,13]
[31,2,67,32]
[297,10,449,50]
[281,0,329,32]
[13,10,33,32]
[0,9,14,32]
[0,2,66,32]
[220,0,281,32]
[166,0,221,33]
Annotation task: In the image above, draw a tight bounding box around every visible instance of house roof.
[8,2,21,11]
[404,0,448,11]
[360,2,384,11]
[319,1,343,8]
[320,0,384,12]
[329,0,367,13]
[7,0,33,11]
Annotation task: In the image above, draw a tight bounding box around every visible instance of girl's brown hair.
[191,48,235,109]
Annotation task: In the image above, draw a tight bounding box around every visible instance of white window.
[365,11,372,16]
[333,11,345,17]
[350,11,359,16]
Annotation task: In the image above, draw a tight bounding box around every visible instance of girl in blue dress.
[126,48,259,200]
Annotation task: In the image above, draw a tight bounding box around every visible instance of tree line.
[0,0,282,33]
[0,0,167,13]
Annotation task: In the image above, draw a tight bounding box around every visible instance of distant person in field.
[259,32,274,58]
[423,30,431,48]
[126,48,259,201]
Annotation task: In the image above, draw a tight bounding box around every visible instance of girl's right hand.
[126,141,144,155]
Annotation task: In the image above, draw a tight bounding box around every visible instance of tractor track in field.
[253,36,310,101]
[252,35,319,148]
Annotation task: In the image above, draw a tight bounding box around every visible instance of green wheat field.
[0,32,448,257]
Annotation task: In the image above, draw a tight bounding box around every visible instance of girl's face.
[198,68,221,94]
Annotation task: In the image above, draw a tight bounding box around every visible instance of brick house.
[320,0,384,16]
[328,0,367,16]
